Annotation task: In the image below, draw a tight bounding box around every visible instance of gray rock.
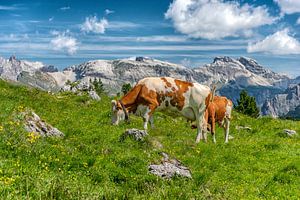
[236,126,252,131]
[88,91,101,101]
[283,129,297,137]
[120,128,148,141]
[61,84,71,92]
[22,110,64,137]
[149,153,192,179]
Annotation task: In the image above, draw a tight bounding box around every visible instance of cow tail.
[210,85,216,102]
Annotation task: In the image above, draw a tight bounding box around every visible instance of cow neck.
[118,100,129,121]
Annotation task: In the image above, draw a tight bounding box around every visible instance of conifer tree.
[121,83,132,95]
[92,78,104,95]
[235,90,260,118]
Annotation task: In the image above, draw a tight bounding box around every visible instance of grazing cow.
[111,77,212,143]
[203,95,233,143]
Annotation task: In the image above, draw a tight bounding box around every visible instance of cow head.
[111,100,125,125]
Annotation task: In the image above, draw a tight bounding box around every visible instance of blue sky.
[0,0,300,76]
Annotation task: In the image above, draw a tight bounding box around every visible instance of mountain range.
[0,55,299,118]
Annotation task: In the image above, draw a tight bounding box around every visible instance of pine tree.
[92,78,104,95]
[235,90,260,118]
[121,83,132,95]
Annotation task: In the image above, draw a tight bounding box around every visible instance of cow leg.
[142,115,149,130]
[202,121,208,143]
[209,115,215,143]
[211,122,216,144]
[195,108,205,143]
[195,117,203,143]
[224,118,230,143]
[149,115,155,129]
[143,104,157,130]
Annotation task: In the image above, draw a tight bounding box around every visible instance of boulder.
[120,128,148,141]
[149,152,192,179]
[236,125,252,131]
[283,129,297,137]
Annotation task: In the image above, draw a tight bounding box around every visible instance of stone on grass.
[22,109,64,137]
[283,129,297,137]
[88,91,101,101]
[236,125,252,131]
[149,152,192,179]
[120,128,148,141]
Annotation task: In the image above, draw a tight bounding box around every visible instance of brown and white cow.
[111,77,212,143]
[203,95,233,143]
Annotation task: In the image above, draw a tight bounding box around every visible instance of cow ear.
[111,100,117,107]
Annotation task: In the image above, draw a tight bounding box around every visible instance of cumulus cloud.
[165,0,276,40]
[81,16,108,34]
[247,29,300,55]
[50,31,78,55]
[274,0,300,15]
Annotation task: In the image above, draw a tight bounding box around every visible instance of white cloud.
[80,44,244,51]
[105,9,114,15]
[49,17,54,22]
[136,35,187,42]
[50,31,78,55]
[60,6,70,11]
[247,29,300,55]
[274,0,300,15]
[165,0,276,40]
[81,16,108,34]
[0,5,22,10]
[297,17,300,25]
[107,21,139,29]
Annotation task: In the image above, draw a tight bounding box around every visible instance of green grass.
[0,80,299,199]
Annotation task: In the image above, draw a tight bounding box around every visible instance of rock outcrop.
[261,84,300,118]
[17,109,64,137]
[120,128,148,141]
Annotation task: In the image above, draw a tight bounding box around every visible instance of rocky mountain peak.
[238,56,259,67]
[213,56,239,65]
[9,55,17,62]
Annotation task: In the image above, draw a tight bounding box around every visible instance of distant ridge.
[0,55,299,118]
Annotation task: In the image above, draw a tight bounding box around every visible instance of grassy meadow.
[0,80,299,199]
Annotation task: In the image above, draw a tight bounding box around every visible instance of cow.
[111,77,212,143]
[203,94,233,143]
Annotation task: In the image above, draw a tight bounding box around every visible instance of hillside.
[0,80,299,199]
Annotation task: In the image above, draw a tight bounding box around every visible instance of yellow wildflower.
[27,132,40,143]
[0,126,3,132]
[0,177,15,185]
[83,162,88,168]
[17,105,24,112]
